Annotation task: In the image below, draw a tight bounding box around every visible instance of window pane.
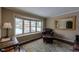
[37,21,42,32]
[15,18,23,35]
[31,21,36,32]
[24,20,30,33]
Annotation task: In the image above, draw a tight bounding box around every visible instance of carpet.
[23,39,73,52]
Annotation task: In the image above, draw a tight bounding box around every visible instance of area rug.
[23,39,73,52]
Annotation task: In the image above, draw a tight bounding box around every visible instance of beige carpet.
[23,39,73,52]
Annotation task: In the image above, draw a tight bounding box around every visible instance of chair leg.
[43,38,53,44]
[14,45,20,52]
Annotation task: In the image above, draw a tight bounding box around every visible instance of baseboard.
[54,38,74,45]
[19,37,74,46]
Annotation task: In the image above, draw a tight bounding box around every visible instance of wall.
[0,8,1,38]
[46,11,79,42]
[2,8,46,40]
[2,8,14,37]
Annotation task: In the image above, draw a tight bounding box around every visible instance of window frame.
[30,20,37,33]
[36,21,42,32]
[15,16,42,35]
[24,19,30,33]
[15,17,24,35]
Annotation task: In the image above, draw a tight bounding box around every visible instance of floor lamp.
[3,22,12,38]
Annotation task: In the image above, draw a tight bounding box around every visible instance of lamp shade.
[3,22,12,29]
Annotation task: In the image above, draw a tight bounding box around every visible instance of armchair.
[42,28,54,44]
[73,35,79,51]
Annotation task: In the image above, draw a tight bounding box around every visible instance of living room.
[0,7,79,52]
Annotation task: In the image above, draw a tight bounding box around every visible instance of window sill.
[15,32,41,37]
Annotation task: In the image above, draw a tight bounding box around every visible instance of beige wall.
[46,11,79,42]
[2,8,14,37]
[2,8,46,40]
[0,8,1,38]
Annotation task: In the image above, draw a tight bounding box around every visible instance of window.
[15,18,23,35]
[24,20,30,33]
[31,21,36,32]
[37,21,42,32]
[15,17,42,35]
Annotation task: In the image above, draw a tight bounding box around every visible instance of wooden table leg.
[14,45,20,52]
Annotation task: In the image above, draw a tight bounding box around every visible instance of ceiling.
[7,7,79,18]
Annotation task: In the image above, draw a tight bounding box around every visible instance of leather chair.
[73,35,79,51]
[42,28,54,44]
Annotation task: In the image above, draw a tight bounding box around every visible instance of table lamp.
[3,22,12,38]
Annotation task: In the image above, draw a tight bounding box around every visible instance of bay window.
[24,20,30,33]
[37,21,42,32]
[31,21,36,32]
[15,17,42,35]
[15,18,23,35]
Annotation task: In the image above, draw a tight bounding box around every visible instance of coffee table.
[0,37,19,52]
